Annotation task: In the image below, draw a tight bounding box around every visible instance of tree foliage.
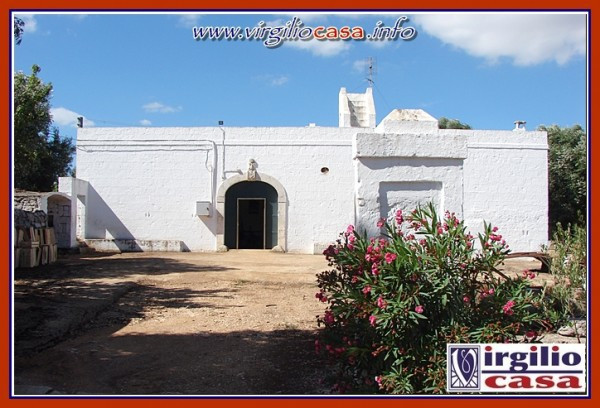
[14,65,75,191]
[539,124,587,231]
[438,117,471,129]
[14,17,24,45]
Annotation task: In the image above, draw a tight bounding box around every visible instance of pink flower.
[502,300,515,316]
[395,209,404,224]
[369,315,377,326]
[315,292,328,302]
[362,285,371,295]
[437,227,443,235]
[384,252,397,263]
[377,218,386,228]
[375,375,382,386]
[525,330,538,339]
[415,305,424,314]
[376,296,387,309]
[346,224,355,235]
[371,263,379,276]
[323,310,335,324]
[463,296,470,303]
[492,226,498,232]
[351,275,359,284]
[347,243,354,250]
[488,288,495,295]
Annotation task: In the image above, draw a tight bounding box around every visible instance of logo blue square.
[447,344,481,391]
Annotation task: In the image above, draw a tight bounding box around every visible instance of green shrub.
[315,203,548,394]
[543,223,587,331]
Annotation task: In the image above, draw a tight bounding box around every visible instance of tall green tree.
[539,124,587,232]
[14,65,75,191]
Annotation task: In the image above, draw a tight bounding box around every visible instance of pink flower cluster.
[522,269,537,279]
[376,296,387,309]
[323,310,335,324]
[502,300,515,316]
[481,288,495,298]
[395,209,404,225]
[315,291,328,303]
[415,305,424,314]
[384,252,397,264]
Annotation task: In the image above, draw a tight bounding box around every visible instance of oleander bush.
[315,203,548,394]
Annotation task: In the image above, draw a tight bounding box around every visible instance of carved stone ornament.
[247,159,257,181]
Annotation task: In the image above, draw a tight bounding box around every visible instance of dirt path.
[14,251,331,395]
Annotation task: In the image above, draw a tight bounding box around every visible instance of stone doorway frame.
[216,172,287,252]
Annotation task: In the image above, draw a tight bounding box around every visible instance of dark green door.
[225,181,278,249]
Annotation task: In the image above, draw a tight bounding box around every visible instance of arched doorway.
[224,181,277,249]
[216,172,287,251]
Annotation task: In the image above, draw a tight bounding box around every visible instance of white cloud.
[254,74,290,87]
[286,38,351,57]
[353,59,370,73]
[142,102,182,113]
[271,75,289,86]
[139,119,152,126]
[414,13,586,66]
[15,14,37,33]
[51,107,95,127]
[265,19,284,27]
[178,14,202,27]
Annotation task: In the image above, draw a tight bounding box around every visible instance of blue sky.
[13,12,587,140]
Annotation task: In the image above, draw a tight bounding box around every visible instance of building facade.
[59,88,548,253]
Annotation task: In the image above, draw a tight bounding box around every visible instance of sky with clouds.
[12,12,587,140]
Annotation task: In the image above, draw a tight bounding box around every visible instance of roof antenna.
[366,57,377,88]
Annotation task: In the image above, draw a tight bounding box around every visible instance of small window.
[320,167,330,174]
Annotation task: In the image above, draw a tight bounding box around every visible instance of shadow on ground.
[14,255,237,280]
[15,328,328,395]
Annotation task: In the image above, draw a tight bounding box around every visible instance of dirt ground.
[14,251,332,395]
[13,251,579,396]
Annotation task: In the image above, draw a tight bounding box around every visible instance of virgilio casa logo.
[447,343,586,393]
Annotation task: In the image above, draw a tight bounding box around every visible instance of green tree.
[540,124,587,232]
[14,16,24,45]
[14,65,75,191]
[438,117,471,129]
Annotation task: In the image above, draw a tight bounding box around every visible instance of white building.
[59,87,548,253]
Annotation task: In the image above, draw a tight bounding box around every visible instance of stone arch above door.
[216,172,287,252]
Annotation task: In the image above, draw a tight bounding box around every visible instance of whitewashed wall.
[73,126,363,252]
[461,130,549,251]
[353,125,548,252]
[69,119,548,254]
[353,130,467,239]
